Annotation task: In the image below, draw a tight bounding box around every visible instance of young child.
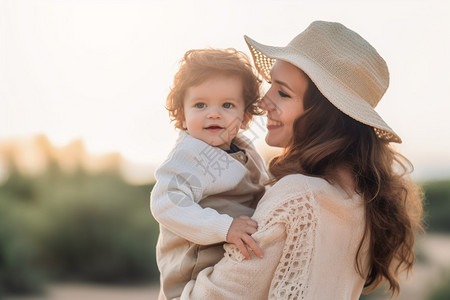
[150,48,268,300]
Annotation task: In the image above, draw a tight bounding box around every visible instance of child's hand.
[226,216,263,260]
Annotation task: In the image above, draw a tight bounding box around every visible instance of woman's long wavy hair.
[268,76,423,297]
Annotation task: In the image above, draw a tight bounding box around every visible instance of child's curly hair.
[166,48,263,129]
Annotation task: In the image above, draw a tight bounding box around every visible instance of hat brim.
[244,35,401,143]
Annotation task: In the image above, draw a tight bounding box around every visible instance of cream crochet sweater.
[181,174,369,300]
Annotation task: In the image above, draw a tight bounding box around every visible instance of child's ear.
[180,110,187,129]
[240,112,252,130]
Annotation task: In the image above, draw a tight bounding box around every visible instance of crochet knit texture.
[225,186,316,299]
[181,174,367,300]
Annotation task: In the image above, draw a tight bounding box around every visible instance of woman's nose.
[259,95,276,111]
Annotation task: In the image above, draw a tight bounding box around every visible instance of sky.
[1,0,450,182]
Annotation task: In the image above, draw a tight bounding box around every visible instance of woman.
[180,21,423,300]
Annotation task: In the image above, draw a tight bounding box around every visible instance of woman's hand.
[226,216,263,259]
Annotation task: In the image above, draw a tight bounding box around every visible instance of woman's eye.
[195,103,205,108]
[223,103,234,109]
[278,90,290,98]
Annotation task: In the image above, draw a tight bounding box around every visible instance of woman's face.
[260,60,310,147]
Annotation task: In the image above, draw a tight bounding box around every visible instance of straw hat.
[244,20,401,143]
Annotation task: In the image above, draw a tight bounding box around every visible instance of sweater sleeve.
[151,166,235,245]
[180,177,318,299]
[150,132,247,245]
[180,221,286,299]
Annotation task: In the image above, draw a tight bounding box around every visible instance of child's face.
[182,74,248,150]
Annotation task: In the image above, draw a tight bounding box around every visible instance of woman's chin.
[265,135,284,148]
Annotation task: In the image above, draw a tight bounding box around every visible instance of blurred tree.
[428,270,450,300]
[422,180,450,232]
[0,140,159,296]
[0,168,46,296]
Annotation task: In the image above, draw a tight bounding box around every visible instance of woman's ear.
[240,112,252,130]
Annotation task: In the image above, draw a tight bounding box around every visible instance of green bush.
[40,171,159,283]
[0,179,46,295]
[0,164,159,296]
[422,179,450,232]
[428,271,450,300]
[359,284,390,300]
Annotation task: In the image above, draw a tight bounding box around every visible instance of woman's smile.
[266,118,283,130]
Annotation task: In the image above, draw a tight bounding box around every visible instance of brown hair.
[166,48,263,129]
[269,76,423,297]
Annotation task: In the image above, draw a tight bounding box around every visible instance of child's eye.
[195,103,205,108]
[278,90,290,98]
[223,103,234,109]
